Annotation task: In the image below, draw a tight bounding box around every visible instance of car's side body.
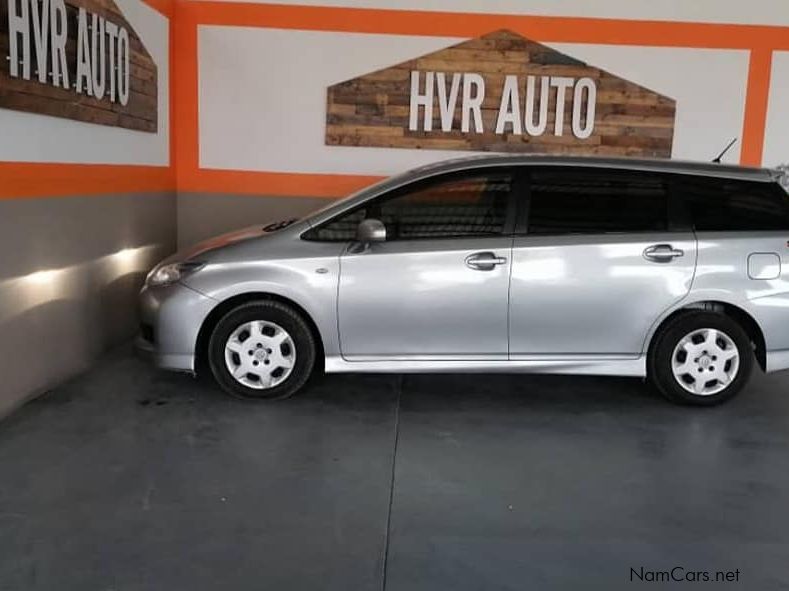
[138,155,789,380]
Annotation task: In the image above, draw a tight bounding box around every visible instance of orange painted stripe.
[180,168,382,198]
[174,8,200,191]
[741,49,774,166]
[142,0,174,18]
[0,163,174,199]
[169,8,177,168]
[187,2,789,50]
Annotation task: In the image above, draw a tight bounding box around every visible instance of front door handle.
[643,244,685,263]
[465,252,507,271]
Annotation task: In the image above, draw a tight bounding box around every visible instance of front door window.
[306,171,513,242]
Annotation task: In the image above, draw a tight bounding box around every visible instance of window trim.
[301,166,523,243]
[514,166,681,237]
[667,176,694,233]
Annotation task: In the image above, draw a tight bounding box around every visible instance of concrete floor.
[2,347,789,590]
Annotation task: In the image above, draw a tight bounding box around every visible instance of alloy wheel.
[224,320,296,389]
[671,328,740,396]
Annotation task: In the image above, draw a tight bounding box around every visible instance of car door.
[327,168,519,360]
[509,166,697,357]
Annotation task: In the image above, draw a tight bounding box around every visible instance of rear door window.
[526,167,669,235]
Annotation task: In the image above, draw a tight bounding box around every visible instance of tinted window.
[306,171,513,241]
[676,177,789,231]
[527,168,668,235]
[306,208,366,242]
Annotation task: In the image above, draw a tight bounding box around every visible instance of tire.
[208,300,316,400]
[648,311,753,406]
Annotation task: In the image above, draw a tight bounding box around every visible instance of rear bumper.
[137,282,217,372]
[748,292,789,373]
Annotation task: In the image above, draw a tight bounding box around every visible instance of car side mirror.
[356,218,386,244]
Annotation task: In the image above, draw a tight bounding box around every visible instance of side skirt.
[766,350,789,373]
[325,356,646,377]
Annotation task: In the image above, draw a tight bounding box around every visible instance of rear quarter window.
[676,176,789,232]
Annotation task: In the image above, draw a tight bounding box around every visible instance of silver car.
[138,155,789,405]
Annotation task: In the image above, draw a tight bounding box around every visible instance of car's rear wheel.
[648,311,753,406]
[208,300,316,400]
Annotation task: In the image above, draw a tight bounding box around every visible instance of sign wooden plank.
[0,0,158,132]
[325,30,675,158]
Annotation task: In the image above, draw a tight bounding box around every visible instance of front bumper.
[137,282,217,372]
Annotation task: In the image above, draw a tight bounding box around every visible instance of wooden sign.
[326,30,675,158]
[0,0,158,132]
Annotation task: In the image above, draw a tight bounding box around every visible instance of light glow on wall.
[0,245,160,324]
[22,269,65,286]
[107,246,151,278]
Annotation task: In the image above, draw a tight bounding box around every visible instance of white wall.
[0,0,170,166]
[199,27,749,178]
[549,44,748,165]
[763,52,789,168]
[199,28,465,175]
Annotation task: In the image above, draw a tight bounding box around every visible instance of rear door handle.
[643,244,685,263]
[465,252,507,271]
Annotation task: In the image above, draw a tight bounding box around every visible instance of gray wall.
[177,193,331,247]
[0,193,176,418]
[0,190,331,418]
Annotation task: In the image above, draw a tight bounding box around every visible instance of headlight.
[146,261,205,287]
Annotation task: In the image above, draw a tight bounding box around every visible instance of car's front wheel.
[208,300,316,400]
[648,311,753,406]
